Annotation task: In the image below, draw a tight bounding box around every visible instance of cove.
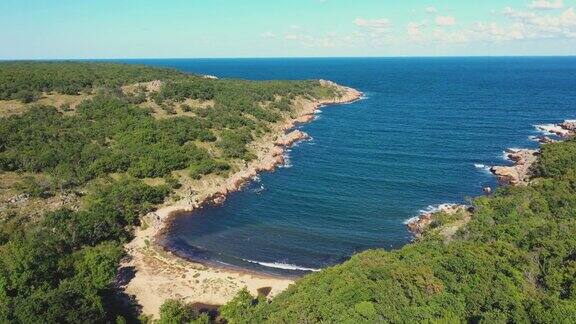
[118,57,576,275]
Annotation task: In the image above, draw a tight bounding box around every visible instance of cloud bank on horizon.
[0,0,575,58]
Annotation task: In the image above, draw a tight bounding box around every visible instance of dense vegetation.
[0,62,336,323]
[0,62,183,103]
[0,177,169,322]
[0,62,333,187]
[221,139,576,323]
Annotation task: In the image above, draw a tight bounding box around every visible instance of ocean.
[119,57,576,275]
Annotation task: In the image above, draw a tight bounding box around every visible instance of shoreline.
[120,81,363,317]
[406,119,576,236]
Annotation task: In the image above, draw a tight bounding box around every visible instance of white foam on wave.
[403,216,420,225]
[251,184,265,194]
[419,203,457,214]
[404,203,457,225]
[534,124,556,136]
[280,151,293,168]
[501,148,522,161]
[243,259,320,272]
[474,163,492,174]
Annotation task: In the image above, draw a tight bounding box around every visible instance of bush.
[158,299,198,324]
[189,159,230,179]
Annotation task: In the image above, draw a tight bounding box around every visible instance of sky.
[1,0,575,59]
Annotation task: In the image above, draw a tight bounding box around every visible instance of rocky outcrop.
[535,123,573,138]
[294,114,315,124]
[490,149,539,186]
[406,204,469,238]
[490,121,576,186]
[560,120,576,133]
[7,193,30,204]
[534,135,557,144]
[275,130,310,147]
[408,120,576,239]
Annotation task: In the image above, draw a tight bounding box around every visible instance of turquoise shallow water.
[120,57,576,275]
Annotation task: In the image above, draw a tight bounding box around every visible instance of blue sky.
[1,0,575,59]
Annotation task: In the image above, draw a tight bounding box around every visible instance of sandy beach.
[119,82,362,318]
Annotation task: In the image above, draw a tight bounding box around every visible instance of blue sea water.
[121,57,576,275]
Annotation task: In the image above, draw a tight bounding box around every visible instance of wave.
[534,124,556,136]
[419,203,457,214]
[403,216,420,225]
[242,259,320,272]
[404,203,457,224]
[251,184,265,194]
[474,163,492,174]
[280,152,293,168]
[501,148,522,161]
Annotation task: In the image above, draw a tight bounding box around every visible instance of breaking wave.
[242,259,320,272]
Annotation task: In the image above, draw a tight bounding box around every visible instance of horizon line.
[1,54,576,61]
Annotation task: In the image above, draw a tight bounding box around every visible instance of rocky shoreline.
[406,204,471,238]
[120,82,362,317]
[406,119,576,237]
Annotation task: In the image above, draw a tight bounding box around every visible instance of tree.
[157,299,198,324]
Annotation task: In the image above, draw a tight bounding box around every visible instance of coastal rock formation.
[560,120,576,132]
[407,120,575,247]
[490,120,576,186]
[535,123,573,138]
[490,149,539,186]
[534,135,557,144]
[406,204,469,238]
[294,114,315,124]
[275,130,310,147]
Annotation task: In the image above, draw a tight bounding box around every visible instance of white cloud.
[426,6,438,14]
[261,31,276,39]
[407,22,426,40]
[432,6,576,44]
[501,6,576,38]
[503,7,537,19]
[284,34,300,40]
[432,29,469,43]
[471,22,526,41]
[435,15,456,26]
[354,18,392,29]
[529,0,564,10]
